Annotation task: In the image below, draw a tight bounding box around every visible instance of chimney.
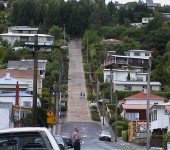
[5,71,11,80]
[15,81,19,105]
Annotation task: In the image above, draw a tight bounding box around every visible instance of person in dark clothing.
[72,127,82,150]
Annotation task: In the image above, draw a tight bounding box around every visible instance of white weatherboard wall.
[0,108,10,129]
[125,99,163,105]
[151,108,169,132]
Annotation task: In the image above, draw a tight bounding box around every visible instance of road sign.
[47,115,57,124]
[47,111,54,117]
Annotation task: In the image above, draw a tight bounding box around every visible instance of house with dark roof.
[7,59,47,78]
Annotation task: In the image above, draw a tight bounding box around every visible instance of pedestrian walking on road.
[83,93,85,99]
[80,92,82,99]
[72,127,82,150]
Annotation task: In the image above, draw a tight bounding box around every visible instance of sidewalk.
[101,117,146,150]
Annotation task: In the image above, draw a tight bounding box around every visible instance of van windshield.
[0,131,49,150]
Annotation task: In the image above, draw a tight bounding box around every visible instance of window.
[106,75,110,81]
[134,52,140,56]
[15,111,20,120]
[137,77,143,81]
[126,113,139,120]
[124,85,132,90]
[145,53,150,56]
[23,101,31,107]
[151,110,157,121]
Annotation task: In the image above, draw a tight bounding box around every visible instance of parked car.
[54,135,68,150]
[61,133,73,148]
[0,127,61,150]
[98,98,110,104]
[99,131,112,142]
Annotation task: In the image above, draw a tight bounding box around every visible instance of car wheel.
[108,139,111,142]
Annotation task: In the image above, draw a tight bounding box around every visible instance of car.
[54,135,68,150]
[98,98,110,104]
[99,131,112,142]
[61,133,74,148]
[0,127,61,150]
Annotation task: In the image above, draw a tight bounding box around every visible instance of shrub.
[60,106,67,111]
[91,109,100,122]
[108,116,115,125]
[163,131,170,150]
[116,126,124,137]
[117,121,128,130]
[122,130,128,141]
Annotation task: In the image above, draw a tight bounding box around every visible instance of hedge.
[112,120,128,131]
[116,126,124,137]
[122,130,128,142]
[91,109,100,122]
[162,132,170,150]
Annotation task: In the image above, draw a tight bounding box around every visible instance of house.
[0,69,43,95]
[0,26,54,51]
[100,39,122,44]
[103,50,162,91]
[8,26,38,34]
[0,102,13,129]
[121,90,166,121]
[104,69,161,91]
[8,59,47,78]
[0,91,41,107]
[0,72,28,92]
[150,102,170,133]
[104,49,152,72]
[142,17,153,24]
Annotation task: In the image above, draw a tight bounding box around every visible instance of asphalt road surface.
[61,122,126,150]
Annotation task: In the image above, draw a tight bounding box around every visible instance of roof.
[8,60,47,69]
[0,92,33,97]
[114,81,161,86]
[127,49,152,53]
[0,69,41,78]
[124,90,165,101]
[0,32,54,37]
[0,76,28,86]
[100,39,122,44]
[122,104,153,110]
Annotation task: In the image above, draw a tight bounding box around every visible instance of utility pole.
[110,68,113,104]
[115,94,118,142]
[86,32,89,64]
[96,76,99,103]
[32,35,38,127]
[64,24,66,46]
[146,57,151,150]
[103,93,105,125]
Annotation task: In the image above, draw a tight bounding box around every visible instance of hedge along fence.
[163,132,170,150]
[90,106,101,122]
[122,130,128,142]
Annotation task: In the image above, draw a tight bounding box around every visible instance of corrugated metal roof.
[125,91,165,100]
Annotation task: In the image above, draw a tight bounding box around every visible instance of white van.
[0,127,61,150]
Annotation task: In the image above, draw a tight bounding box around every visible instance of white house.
[0,26,54,50]
[0,102,13,129]
[0,69,43,95]
[150,102,170,133]
[104,69,161,91]
[0,92,41,107]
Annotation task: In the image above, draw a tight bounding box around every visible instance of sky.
[105,0,170,6]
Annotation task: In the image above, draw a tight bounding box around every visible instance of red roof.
[124,91,165,101]
[166,105,170,111]
[122,104,153,110]
[0,69,41,77]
